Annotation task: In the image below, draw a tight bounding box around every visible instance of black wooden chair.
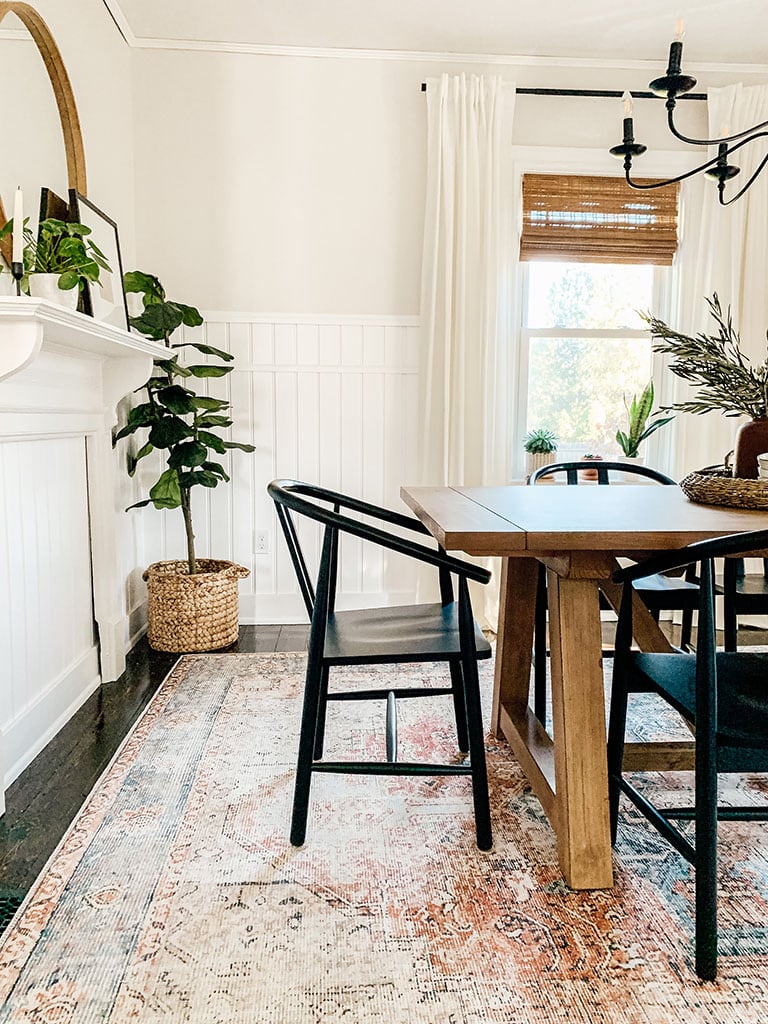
[528,461,700,727]
[268,479,493,850]
[607,528,768,979]
[715,557,768,650]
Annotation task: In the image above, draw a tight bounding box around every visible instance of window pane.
[526,263,654,329]
[526,337,653,451]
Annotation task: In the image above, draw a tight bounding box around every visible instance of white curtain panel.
[671,83,768,478]
[419,73,517,488]
[418,74,517,626]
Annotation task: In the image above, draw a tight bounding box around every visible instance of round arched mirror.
[0,2,86,262]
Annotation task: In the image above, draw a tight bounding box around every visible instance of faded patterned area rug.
[1,653,768,1022]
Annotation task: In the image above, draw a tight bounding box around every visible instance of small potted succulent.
[523,428,558,477]
[0,216,110,308]
[580,453,603,481]
[615,380,674,463]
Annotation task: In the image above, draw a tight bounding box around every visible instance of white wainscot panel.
[0,437,99,786]
[135,314,422,624]
[0,298,167,807]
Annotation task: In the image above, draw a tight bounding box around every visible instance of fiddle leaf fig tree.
[116,271,255,574]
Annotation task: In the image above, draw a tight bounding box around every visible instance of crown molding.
[52,1,768,77]
[100,0,137,45]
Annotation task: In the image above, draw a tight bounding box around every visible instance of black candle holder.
[11,261,23,297]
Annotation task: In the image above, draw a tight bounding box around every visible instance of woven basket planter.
[525,451,558,478]
[680,467,768,511]
[143,559,250,653]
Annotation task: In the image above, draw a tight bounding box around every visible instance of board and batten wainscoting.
[131,313,422,629]
[0,298,166,808]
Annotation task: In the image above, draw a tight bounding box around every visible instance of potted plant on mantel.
[0,216,109,307]
[116,270,255,653]
[644,295,768,478]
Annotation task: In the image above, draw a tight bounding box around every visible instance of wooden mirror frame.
[0,2,87,262]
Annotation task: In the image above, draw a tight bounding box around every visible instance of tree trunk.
[181,487,197,574]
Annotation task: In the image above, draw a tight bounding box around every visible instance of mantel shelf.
[0,297,168,419]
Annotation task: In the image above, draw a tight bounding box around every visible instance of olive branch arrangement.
[643,294,768,419]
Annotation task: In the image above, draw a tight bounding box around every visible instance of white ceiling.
[111,0,768,65]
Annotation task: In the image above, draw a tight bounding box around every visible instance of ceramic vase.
[28,273,79,310]
[733,418,768,479]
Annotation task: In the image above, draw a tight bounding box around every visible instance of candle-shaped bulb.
[674,18,685,41]
[622,90,633,116]
[12,186,23,265]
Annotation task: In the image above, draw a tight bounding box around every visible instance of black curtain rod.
[419,83,707,100]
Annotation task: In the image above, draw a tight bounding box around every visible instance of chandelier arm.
[667,105,768,147]
[719,150,768,206]
[624,150,738,190]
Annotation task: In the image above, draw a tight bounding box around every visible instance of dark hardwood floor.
[1,619,766,931]
[0,624,309,931]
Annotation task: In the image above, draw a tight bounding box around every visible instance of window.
[517,174,679,466]
[519,261,663,459]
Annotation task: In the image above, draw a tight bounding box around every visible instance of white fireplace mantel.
[0,300,168,807]
[0,297,167,433]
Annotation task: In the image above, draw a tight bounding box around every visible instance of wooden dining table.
[400,483,768,890]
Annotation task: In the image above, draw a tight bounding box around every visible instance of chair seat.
[634,572,700,609]
[630,650,768,748]
[715,573,768,599]
[324,602,492,665]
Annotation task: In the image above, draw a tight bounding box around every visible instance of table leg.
[491,556,538,737]
[547,569,613,889]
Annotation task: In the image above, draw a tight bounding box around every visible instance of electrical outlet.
[254,529,270,554]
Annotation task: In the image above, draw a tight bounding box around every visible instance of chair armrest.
[612,528,768,584]
[271,479,430,535]
[268,481,491,584]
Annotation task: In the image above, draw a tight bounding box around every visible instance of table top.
[401,484,768,556]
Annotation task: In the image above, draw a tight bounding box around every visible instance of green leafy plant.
[615,380,674,458]
[115,270,255,574]
[643,294,768,419]
[523,428,558,454]
[0,216,110,292]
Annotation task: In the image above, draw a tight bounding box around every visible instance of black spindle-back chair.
[268,479,494,850]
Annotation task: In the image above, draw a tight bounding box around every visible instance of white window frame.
[509,146,697,479]
[515,261,672,472]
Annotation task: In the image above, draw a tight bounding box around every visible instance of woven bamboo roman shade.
[519,174,680,265]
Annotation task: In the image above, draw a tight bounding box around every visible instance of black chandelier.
[610,22,768,205]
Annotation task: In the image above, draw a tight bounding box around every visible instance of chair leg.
[313,665,331,759]
[680,608,694,650]
[460,650,492,851]
[723,560,738,652]
[534,563,548,727]
[695,706,719,979]
[606,661,630,847]
[449,659,469,753]
[290,656,325,846]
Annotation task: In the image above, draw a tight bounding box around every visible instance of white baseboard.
[3,646,101,791]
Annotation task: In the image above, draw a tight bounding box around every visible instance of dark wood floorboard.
[0,618,763,930]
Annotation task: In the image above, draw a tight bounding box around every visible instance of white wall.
[130,48,713,315]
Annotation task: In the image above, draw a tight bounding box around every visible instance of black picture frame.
[68,190,129,331]
[39,186,69,223]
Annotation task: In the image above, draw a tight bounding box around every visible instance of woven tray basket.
[680,466,768,511]
[143,559,250,652]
